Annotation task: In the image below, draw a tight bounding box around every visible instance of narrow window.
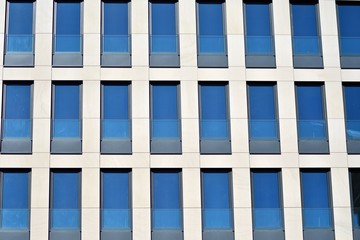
[0,170,30,232]
[202,169,233,240]
[336,1,360,68]
[1,82,32,153]
[101,82,131,154]
[244,0,275,68]
[349,169,360,237]
[300,169,333,240]
[53,0,83,66]
[101,0,131,67]
[251,169,284,239]
[4,0,35,66]
[343,83,360,153]
[151,169,182,240]
[51,82,82,154]
[149,0,179,67]
[290,0,323,68]
[197,0,228,67]
[295,83,329,154]
[50,170,81,240]
[101,169,131,240]
[199,82,231,154]
[150,82,181,154]
[247,82,280,153]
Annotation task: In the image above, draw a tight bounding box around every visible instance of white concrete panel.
[132,168,150,208]
[183,168,201,208]
[82,208,100,240]
[233,168,251,208]
[82,168,100,208]
[282,168,302,208]
[283,207,303,240]
[331,168,351,208]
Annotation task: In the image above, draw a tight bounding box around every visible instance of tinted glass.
[4,83,31,119]
[245,2,271,36]
[151,1,176,35]
[350,170,360,228]
[103,0,128,35]
[56,1,80,35]
[54,83,80,119]
[198,2,223,35]
[343,85,360,140]
[8,1,33,35]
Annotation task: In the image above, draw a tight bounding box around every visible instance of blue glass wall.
[248,83,278,140]
[152,170,181,229]
[291,1,321,55]
[7,1,34,52]
[53,83,81,139]
[202,170,232,229]
[102,82,130,139]
[197,1,226,54]
[51,170,80,229]
[103,0,129,53]
[102,170,130,229]
[296,84,327,140]
[151,1,177,53]
[2,83,31,139]
[350,169,360,228]
[301,170,332,229]
[244,1,273,55]
[252,170,282,229]
[343,84,360,140]
[200,83,229,139]
[151,83,179,139]
[55,1,81,52]
[1,171,29,229]
[337,2,360,56]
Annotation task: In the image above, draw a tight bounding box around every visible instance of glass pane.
[203,171,232,229]
[151,2,176,35]
[337,3,360,55]
[104,1,128,35]
[55,1,81,52]
[102,171,130,229]
[3,83,31,138]
[151,84,178,138]
[103,35,129,53]
[1,171,29,229]
[252,170,282,229]
[102,119,130,139]
[198,35,225,54]
[245,36,273,55]
[248,84,277,139]
[52,171,80,229]
[152,171,181,229]
[8,1,33,35]
[350,170,360,228]
[301,170,332,228]
[296,84,326,139]
[344,85,360,140]
[151,35,178,53]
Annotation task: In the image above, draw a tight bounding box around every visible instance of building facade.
[0,0,360,240]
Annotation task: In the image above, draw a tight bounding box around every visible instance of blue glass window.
[0,170,29,229]
[202,170,232,229]
[54,1,82,52]
[244,1,274,55]
[291,1,321,55]
[102,82,130,139]
[150,0,177,53]
[197,0,226,54]
[337,2,360,56]
[151,83,179,139]
[200,83,229,139]
[6,1,34,52]
[248,83,278,140]
[103,0,129,53]
[152,170,181,229]
[301,170,332,228]
[52,82,81,139]
[296,83,327,140]
[102,170,131,230]
[2,82,32,139]
[343,84,360,140]
[252,170,282,229]
[51,170,80,230]
[350,169,360,229]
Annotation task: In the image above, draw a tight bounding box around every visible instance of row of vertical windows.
[4,0,360,68]
[5,169,360,238]
[2,81,360,154]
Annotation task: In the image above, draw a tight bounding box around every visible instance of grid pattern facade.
[0,0,359,240]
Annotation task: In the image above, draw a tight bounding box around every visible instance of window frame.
[250,169,284,230]
[49,169,82,231]
[150,169,183,230]
[149,81,182,154]
[200,169,233,230]
[100,169,132,230]
[246,82,281,154]
[289,0,324,68]
[294,82,329,154]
